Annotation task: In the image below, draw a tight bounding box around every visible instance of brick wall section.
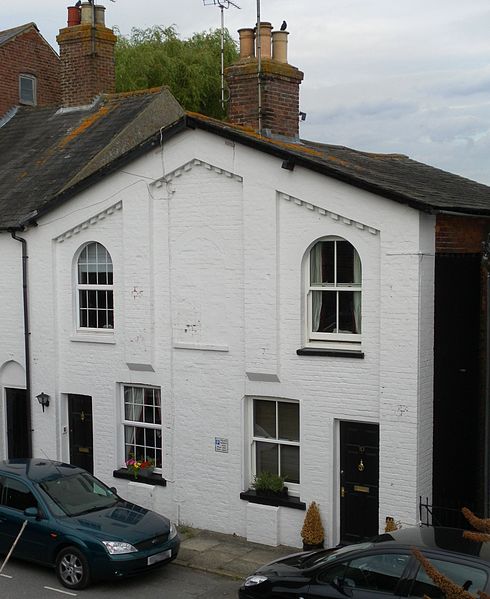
[436,214,490,253]
[226,59,303,138]
[56,24,116,107]
[0,28,60,117]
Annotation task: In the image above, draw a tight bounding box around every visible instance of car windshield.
[39,472,118,516]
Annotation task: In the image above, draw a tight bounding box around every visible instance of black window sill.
[113,468,167,487]
[297,347,364,358]
[240,490,306,510]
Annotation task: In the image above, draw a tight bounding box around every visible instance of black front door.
[340,421,379,544]
[68,394,93,474]
[6,388,30,459]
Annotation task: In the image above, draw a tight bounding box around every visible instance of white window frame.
[249,398,300,497]
[305,236,362,349]
[121,385,163,472]
[19,74,37,106]
[76,242,114,332]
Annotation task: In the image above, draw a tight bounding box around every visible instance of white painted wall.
[0,128,435,548]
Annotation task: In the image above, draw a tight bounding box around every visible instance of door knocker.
[80,410,85,422]
[358,459,365,472]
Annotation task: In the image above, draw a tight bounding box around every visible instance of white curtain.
[353,250,361,333]
[311,243,323,332]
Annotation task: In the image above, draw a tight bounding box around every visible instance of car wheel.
[55,546,90,590]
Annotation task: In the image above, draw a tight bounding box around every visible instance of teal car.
[0,459,180,589]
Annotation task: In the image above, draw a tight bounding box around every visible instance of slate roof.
[188,114,490,216]
[0,23,37,47]
[0,88,184,229]
[0,86,490,230]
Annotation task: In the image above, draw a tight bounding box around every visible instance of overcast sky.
[4,0,490,184]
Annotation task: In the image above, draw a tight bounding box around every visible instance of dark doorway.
[6,388,30,458]
[68,394,93,474]
[340,421,379,544]
[433,253,482,519]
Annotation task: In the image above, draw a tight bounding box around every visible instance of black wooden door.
[340,421,379,544]
[6,388,30,458]
[68,394,93,474]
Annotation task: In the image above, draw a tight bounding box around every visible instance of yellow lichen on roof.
[186,111,323,157]
[59,105,112,148]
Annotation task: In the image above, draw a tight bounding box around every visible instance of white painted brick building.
[0,114,440,547]
[1,6,490,550]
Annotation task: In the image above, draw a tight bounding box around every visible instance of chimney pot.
[238,28,255,59]
[80,2,94,24]
[67,6,81,27]
[256,22,272,59]
[80,2,105,25]
[272,30,288,64]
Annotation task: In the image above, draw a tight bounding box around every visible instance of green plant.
[301,501,325,546]
[251,471,286,494]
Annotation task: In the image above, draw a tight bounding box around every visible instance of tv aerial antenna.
[203,0,241,111]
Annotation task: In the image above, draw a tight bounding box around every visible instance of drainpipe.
[482,233,490,517]
[10,230,33,458]
[256,0,262,134]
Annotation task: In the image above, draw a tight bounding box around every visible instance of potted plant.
[251,471,288,497]
[125,455,155,479]
[301,501,325,551]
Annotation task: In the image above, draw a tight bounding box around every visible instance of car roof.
[373,527,490,562]
[0,458,84,483]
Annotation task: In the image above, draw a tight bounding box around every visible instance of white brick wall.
[0,129,435,548]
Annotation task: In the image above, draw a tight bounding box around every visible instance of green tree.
[114,25,239,118]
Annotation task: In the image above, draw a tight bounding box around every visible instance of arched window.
[77,242,113,329]
[307,237,361,344]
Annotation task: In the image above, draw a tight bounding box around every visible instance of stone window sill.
[113,468,167,487]
[297,347,364,358]
[240,489,306,510]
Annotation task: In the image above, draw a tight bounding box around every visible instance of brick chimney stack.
[56,2,116,107]
[225,22,304,139]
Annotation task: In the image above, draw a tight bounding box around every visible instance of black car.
[0,459,180,589]
[239,527,490,598]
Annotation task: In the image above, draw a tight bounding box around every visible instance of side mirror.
[110,487,118,495]
[24,506,40,519]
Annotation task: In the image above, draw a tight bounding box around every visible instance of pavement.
[175,527,299,580]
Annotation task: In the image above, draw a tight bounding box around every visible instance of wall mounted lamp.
[36,392,50,412]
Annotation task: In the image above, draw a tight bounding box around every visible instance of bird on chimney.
[75,0,81,6]
[280,20,287,31]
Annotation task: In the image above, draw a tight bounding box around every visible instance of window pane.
[87,290,97,308]
[134,388,143,405]
[336,241,355,284]
[411,559,488,598]
[280,445,299,483]
[313,291,336,333]
[254,400,276,438]
[338,291,361,334]
[88,309,97,328]
[2,478,37,511]
[278,403,299,441]
[256,441,278,475]
[347,554,410,593]
[311,241,334,285]
[20,76,35,104]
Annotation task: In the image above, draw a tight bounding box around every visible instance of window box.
[113,468,167,487]
[240,489,306,510]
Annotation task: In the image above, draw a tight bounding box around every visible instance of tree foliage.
[114,25,239,118]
